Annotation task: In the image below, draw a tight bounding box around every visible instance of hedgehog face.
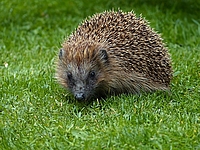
[64,63,99,101]
[57,44,109,101]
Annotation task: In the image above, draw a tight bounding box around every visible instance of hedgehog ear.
[99,49,109,63]
[59,48,64,60]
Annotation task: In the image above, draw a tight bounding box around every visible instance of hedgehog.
[56,10,172,101]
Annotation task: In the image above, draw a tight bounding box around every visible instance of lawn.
[0,0,199,149]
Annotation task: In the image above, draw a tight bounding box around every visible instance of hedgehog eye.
[67,72,73,80]
[89,71,96,79]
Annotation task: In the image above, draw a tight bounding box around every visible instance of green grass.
[0,0,199,149]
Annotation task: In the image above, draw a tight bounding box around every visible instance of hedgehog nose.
[75,93,85,101]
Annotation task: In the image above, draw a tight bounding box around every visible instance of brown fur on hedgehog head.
[56,40,111,101]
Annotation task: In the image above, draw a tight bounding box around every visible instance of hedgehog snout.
[73,82,87,101]
[75,92,85,101]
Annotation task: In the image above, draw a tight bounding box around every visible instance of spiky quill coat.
[56,10,172,101]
